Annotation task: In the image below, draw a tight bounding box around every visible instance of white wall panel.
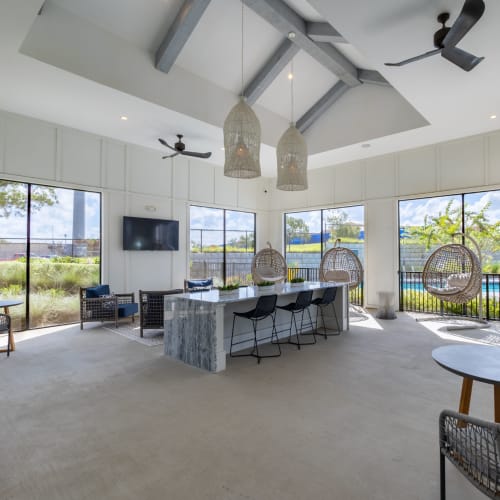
[126,193,172,219]
[364,199,397,307]
[214,166,237,207]
[189,160,214,203]
[126,251,174,292]
[60,129,101,186]
[172,156,189,200]
[103,140,126,190]
[440,136,485,190]
[398,147,436,196]
[487,132,500,185]
[128,145,172,197]
[102,191,127,292]
[365,155,396,200]
[334,161,363,203]
[307,168,334,207]
[238,177,265,210]
[4,115,56,179]
[268,186,308,211]
[0,114,5,173]
[171,199,189,289]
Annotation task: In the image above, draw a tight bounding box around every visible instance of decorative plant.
[256,281,274,287]
[290,277,305,283]
[217,283,240,291]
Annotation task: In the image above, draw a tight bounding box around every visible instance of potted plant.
[289,277,305,287]
[217,283,240,296]
[256,280,275,293]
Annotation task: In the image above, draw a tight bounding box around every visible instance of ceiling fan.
[384,0,485,72]
[158,134,212,159]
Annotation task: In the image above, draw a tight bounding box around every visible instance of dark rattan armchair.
[439,409,500,499]
[80,285,138,330]
[139,289,183,337]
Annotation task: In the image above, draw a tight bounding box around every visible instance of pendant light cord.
[290,58,294,124]
[241,1,244,96]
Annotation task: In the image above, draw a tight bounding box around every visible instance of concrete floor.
[0,313,494,500]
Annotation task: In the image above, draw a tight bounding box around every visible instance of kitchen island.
[164,281,349,372]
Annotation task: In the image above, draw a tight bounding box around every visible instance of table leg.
[494,385,500,423]
[2,306,15,352]
[458,377,473,427]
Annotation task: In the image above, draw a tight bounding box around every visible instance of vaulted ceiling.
[1,0,499,176]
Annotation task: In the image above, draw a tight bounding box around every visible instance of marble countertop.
[169,281,347,304]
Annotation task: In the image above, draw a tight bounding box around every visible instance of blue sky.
[0,185,100,240]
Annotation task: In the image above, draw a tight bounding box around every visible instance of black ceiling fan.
[158,134,212,159]
[384,0,485,72]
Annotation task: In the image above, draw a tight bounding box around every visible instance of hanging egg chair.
[251,243,287,284]
[319,240,363,290]
[422,243,482,304]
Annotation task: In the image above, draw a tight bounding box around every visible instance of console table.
[164,282,348,372]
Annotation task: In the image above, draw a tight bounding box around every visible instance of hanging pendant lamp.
[223,2,261,179]
[276,59,308,191]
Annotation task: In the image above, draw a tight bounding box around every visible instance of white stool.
[376,291,397,319]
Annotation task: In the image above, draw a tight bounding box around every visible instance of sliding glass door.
[0,180,101,329]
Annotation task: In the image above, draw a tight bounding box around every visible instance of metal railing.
[288,267,364,307]
[400,271,500,321]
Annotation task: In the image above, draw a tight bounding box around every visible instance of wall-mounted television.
[123,216,179,251]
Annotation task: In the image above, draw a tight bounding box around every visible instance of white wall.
[0,109,269,294]
[2,107,500,308]
[267,131,500,307]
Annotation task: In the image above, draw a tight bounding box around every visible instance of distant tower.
[72,191,85,240]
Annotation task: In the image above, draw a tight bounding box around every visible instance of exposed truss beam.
[156,0,211,73]
[242,0,360,87]
[358,69,390,86]
[306,22,346,43]
[243,39,300,105]
[296,81,349,133]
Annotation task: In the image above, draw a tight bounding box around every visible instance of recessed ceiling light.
[288,72,293,80]
[490,114,497,120]
[220,147,225,151]
[361,143,371,148]
[120,116,128,121]
[288,31,296,39]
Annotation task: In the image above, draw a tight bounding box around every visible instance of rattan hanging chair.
[251,243,287,284]
[422,243,482,305]
[319,240,363,291]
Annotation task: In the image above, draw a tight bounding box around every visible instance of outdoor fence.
[399,271,500,321]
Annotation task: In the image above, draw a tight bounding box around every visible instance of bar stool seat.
[276,290,315,349]
[230,294,281,364]
[311,286,340,339]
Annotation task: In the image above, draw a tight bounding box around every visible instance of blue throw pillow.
[86,284,110,298]
[187,279,212,289]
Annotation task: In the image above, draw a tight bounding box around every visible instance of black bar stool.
[311,287,341,339]
[276,290,315,349]
[230,294,281,364]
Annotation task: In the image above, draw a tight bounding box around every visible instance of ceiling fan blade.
[162,152,180,159]
[441,46,484,71]
[158,138,176,151]
[384,48,441,67]
[442,0,485,48]
[182,151,212,159]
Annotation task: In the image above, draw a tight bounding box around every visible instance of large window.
[0,181,101,330]
[189,206,255,286]
[284,206,364,305]
[399,190,500,319]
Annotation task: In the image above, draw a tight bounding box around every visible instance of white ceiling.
[1,0,499,177]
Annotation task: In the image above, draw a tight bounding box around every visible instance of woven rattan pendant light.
[223,2,261,179]
[276,58,308,191]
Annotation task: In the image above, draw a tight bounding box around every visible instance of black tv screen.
[123,216,179,251]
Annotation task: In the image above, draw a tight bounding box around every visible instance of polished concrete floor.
[0,312,495,500]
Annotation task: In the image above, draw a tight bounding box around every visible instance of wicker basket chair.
[319,241,363,291]
[422,243,482,305]
[251,244,287,284]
